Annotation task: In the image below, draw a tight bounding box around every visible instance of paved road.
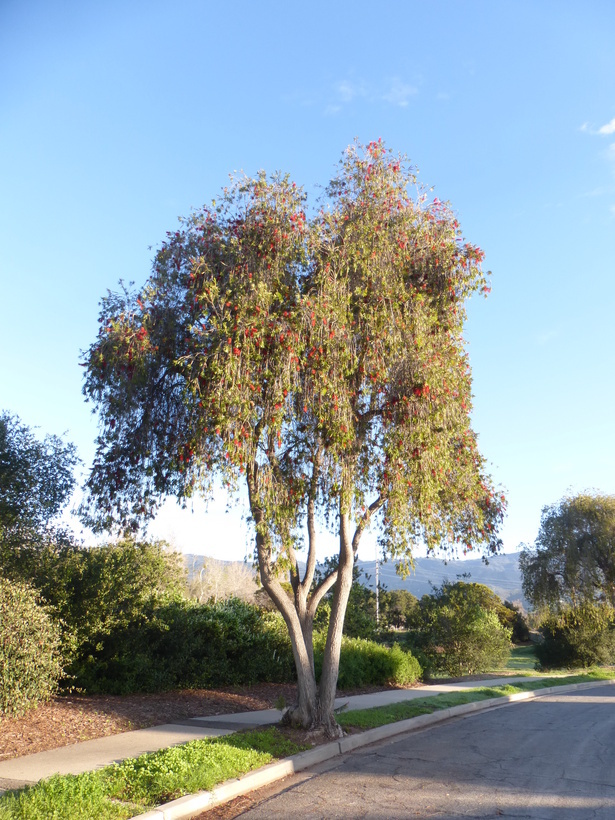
[231,685,615,819]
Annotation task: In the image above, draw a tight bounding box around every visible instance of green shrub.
[314,636,421,689]
[535,603,615,669]
[407,581,512,677]
[2,538,188,686]
[72,598,295,694]
[0,578,63,715]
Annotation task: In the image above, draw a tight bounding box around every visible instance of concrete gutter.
[129,678,615,820]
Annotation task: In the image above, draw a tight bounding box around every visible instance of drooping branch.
[352,494,386,555]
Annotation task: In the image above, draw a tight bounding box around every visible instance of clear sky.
[1,0,614,562]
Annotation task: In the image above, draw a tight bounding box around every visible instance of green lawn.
[502,643,538,672]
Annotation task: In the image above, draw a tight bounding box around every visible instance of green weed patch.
[0,728,305,820]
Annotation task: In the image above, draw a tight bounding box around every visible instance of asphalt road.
[231,685,615,819]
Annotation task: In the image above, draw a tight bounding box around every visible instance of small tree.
[407,581,512,676]
[0,411,78,549]
[82,141,504,735]
[520,493,615,610]
[380,588,418,630]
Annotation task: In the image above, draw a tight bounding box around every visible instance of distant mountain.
[184,551,526,609]
[357,552,526,607]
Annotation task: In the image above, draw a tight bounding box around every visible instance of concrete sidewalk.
[0,676,531,791]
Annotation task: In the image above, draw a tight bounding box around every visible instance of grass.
[0,728,306,820]
[503,644,539,672]
[337,669,614,730]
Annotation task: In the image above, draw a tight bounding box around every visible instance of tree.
[380,588,418,630]
[0,411,78,548]
[520,493,615,610]
[535,602,615,670]
[81,140,505,735]
[407,581,512,676]
[312,556,379,639]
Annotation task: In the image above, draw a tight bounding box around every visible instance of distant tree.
[520,493,615,610]
[535,602,615,669]
[501,600,530,643]
[0,411,78,548]
[380,588,418,630]
[81,141,505,736]
[312,556,378,639]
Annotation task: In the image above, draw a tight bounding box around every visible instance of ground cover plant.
[0,728,305,820]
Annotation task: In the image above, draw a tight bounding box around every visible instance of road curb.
[128,679,615,820]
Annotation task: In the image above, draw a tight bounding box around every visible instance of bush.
[2,537,188,683]
[72,598,295,694]
[407,581,512,677]
[535,603,615,669]
[0,578,63,715]
[314,636,421,689]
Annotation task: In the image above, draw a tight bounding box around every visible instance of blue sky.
[1,0,614,561]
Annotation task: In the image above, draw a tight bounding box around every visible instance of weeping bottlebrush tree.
[82,140,505,736]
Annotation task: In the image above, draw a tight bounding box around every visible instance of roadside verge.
[129,678,615,820]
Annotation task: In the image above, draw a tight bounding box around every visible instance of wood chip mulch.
[0,683,299,762]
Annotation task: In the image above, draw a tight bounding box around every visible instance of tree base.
[281,703,344,739]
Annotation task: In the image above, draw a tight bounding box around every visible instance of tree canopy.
[520,492,615,610]
[0,411,78,546]
[82,140,504,734]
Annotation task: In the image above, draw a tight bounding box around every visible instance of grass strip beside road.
[0,728,306,820]
[337,670,613,730]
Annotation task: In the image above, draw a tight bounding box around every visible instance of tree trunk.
[316,511,355,737]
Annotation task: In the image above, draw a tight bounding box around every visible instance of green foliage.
[0,771,133,820]
[1,538,187,685]
[535,603,615,669]
[312,558,379,638]
[501,600,530,643]
[379,588,418,630]
[82,141,504,554]
[101,730,292,806]
[0,411,78,546]
[407,581,512,676]
[520,492,615,610]
[72,597,295,694]
[0,728,304,820]
[0,578,64,715]
[315,635,421,688]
